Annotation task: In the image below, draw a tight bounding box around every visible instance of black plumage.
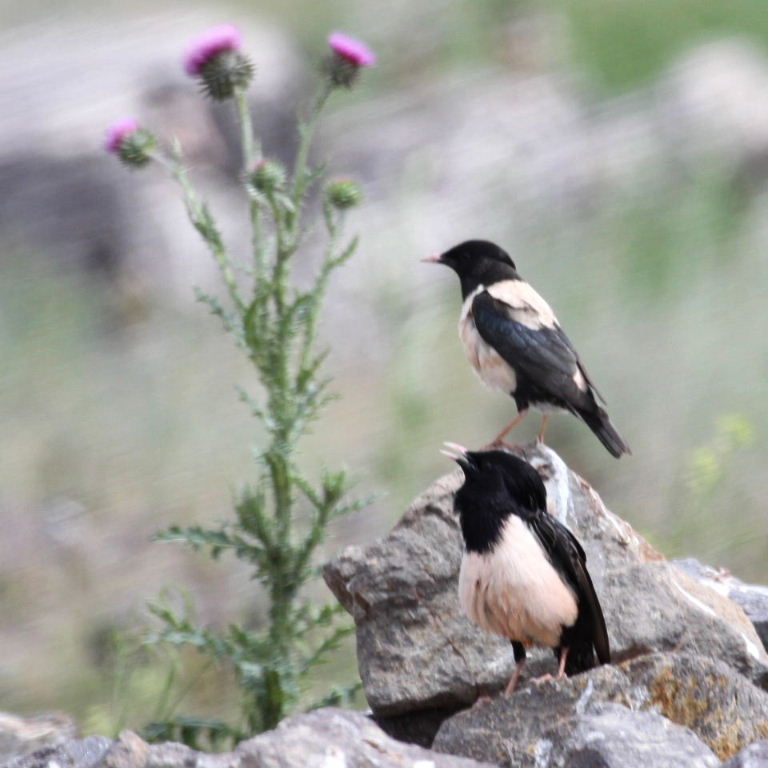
[445,445,610,693]
[425,239,630,457]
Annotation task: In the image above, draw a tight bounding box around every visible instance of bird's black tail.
[577,406,630,459]
[559,598,611,676]
[561,640,597,676]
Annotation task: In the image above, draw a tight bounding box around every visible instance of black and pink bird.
[424,240,630,458]
[442,445,610,693]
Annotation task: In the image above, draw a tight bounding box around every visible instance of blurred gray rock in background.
[6,11,768,333]
[0,12,304,302]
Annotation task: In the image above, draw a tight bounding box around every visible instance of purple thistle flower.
[104,117,141,154]
[104,118,156,168]
[328,33,376,68]
[184,24,244,77]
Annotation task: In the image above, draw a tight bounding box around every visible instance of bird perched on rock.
[442,444,610,693]
[423,240,630,457]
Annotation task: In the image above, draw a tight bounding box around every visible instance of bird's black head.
[443,444,547,553]
[424,240,519,299]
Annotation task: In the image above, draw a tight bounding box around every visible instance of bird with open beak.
[442,443,610,694]
[423,240,630,458]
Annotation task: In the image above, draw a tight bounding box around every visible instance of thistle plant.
[106,27,375,746]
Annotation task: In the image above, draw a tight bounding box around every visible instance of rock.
[657,39,768,169]
[0,711,77,763]
[514,444,663,573]
[0,13,304,300]
[723,740,768,767]
[675,557,768,652]
[238,708,496,768]
[603,561,768,685]
[324,443,767,722]
[371,707,458,749]
[6,710,495,768]
[434,651,768,765]
[432,664,638,766]
[5,736,112,768]
[546,703,720,768]
[100,731,151,768]
[623,652,768,761]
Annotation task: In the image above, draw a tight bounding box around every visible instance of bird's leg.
[488,411,527,448]
[504,641,527,695]
[536,415,550,444]
[532,647,570,686]
[504,662,526,695]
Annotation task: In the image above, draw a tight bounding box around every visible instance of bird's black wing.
[526,511,610,665]
[471,290,591,409]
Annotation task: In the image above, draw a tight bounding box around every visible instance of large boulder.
[323,443,768,725]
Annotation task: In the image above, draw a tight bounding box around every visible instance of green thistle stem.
[290,82,334,221]
[235,90,268,289]
[164,151,244,313]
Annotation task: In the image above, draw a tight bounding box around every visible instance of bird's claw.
[484,439,520,452]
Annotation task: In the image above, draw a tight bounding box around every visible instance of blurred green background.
[1,0,767,738]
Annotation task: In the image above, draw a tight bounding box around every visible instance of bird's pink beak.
[440,441,468,460]
[420,253,442,264]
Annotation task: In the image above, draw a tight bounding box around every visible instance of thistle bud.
[326,32,376,88]
[250,159,287,194]
[326,179,362,209]
[104,118,156,168]
[184,25,254,100]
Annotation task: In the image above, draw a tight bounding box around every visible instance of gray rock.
[238,708,496,768]
[0,712,77,763]
[432,664,639,767]
[5,736,112,768]
[434,650,768,766]
[4,710,494,768]
[676,557,768,652]
[514,444,662,575]
[724,740,768,767]
[100,730,151,768]
[324,443,766,718]
[603,560,768,685]
[371,707,458,748]
[622,652,768,762]
[547,703,720,768]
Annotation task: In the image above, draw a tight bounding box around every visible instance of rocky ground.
[5,442,768,767]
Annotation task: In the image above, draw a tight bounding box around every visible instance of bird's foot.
[484,439,520,452]
[531,670,566,686]
[536,415,550,444]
